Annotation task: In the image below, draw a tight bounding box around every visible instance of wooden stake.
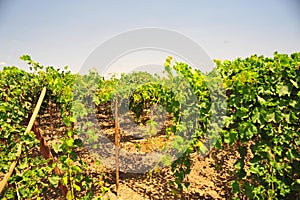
[31,121,67,195]
[115,95,120,197]
[25,87,47,134]
[0,144,21,194]
[0,87,47,194]
[49,97,53,134]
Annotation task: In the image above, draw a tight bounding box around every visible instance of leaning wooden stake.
[0,144,21,194]
[115,95,120,197]
[31,120,68,196]
[0,87,47,194]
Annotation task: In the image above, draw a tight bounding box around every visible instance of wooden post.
[0,87,47,194]
[115,95,120,197]
[49,97,53,134]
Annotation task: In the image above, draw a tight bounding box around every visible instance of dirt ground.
[38,102,239,200]
[97,147,238,200]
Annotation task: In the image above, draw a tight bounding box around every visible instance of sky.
[0,0,299,74]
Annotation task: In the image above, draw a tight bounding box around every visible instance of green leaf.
[276,84,290,97]
[73,183,81,192]
[19,157,29,169]
[248,165,261,175]
[53,143,62,153]
[48,176,60,186]
[198,142,208,154]
[20,55,31,61]
[67,130,73,137]
[257,95,266,103]
[236,107,249,119]
[101,186,110,194]
[215,137,222,149]
[74,139,83,147]
[266,112,275,123]
[161,155,172,166]
[231,180,240,193]
[243,181,253,198]
[184,182,190,188]
[252,107,260,123]
[62,175,68,186]
[286,149,295,160]
[72,165,82,173]
[290,79,298,88]
[224,115,234,127]
[229,129,238,144]
[66,191,73,200]
[65,138,74,147]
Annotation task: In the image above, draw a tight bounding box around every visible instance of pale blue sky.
[0,0,299,72]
